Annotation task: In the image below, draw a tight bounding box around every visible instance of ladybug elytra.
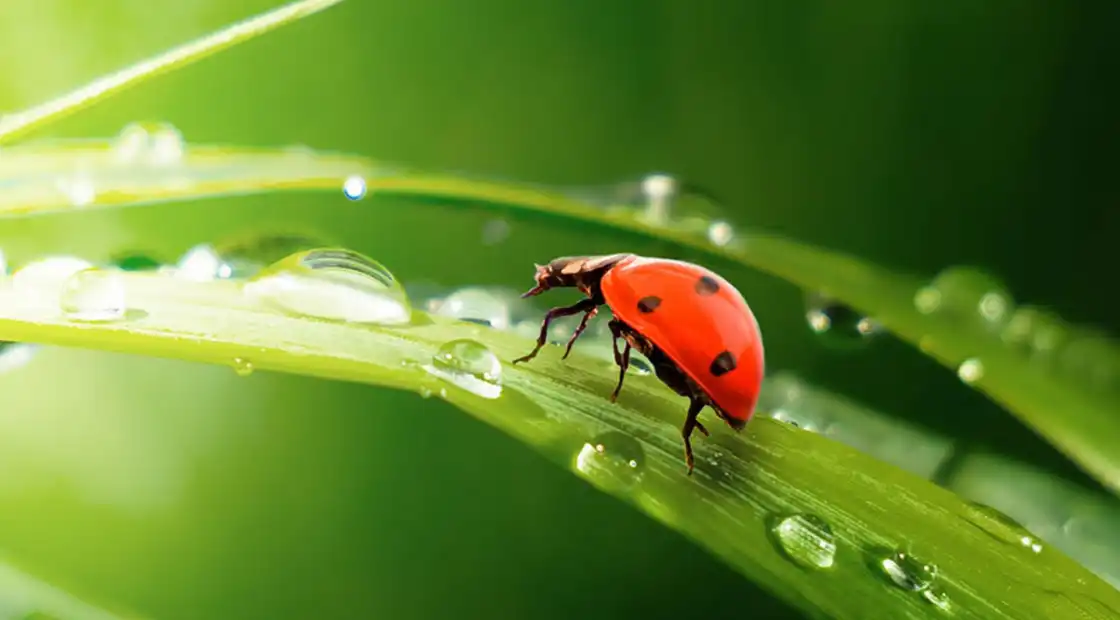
[513,253,765,474]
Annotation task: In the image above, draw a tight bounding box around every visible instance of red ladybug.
[513,253,765,474]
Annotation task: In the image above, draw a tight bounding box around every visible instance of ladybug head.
[521,262,557,298]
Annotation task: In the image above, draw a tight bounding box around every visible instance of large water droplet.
[769,513,837,569]
[432,287,516,330]
[175,233,332,281]
[879,550,938,592]
[60,268,127,322]
[423,339,503,399]
[966,502,1044,553]
[916,267,1014,328]
[12,256,95,304]
[113,121,185,166]
[574,431,645,492]
[805,292,880,347]
[244,248,411,325]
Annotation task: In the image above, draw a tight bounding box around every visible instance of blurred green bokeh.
[0,0,1116,618]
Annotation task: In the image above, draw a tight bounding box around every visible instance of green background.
[0,1,1115,617]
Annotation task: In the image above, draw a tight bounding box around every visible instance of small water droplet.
[418,386,433,399]
[232,357,254,376]
[707,220,735,247]
[879,550,938,592]
[113,121,185,166]
[640,173,677,225]
[422,339,503,399]
[57,174,96,207]
[481,219,511,245]
[769,513,837,569]
[574,431,645,492]
[1000,306,1069,357]
[805,292,880,347]
[922,588,952,613]
[59,268,127,322]
[966,502,1045,553]
[917,267,1014,328]
[244,248,411,325]
[432,287,516,330]
[343,175,367,200]
[957,358,984,384]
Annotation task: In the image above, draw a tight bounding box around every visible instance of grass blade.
[0,0,346,146]
[0,270,1114,620]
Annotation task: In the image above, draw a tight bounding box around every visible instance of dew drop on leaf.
[916,266,1014,328]
[342,175,367,200]
[879,550,938,592]
[707,220,735,247]
[574,431,645,493]
[60,268,128,322]
[56,174,96,207]
[1000,305,1069,358]
[432,287,516,330]
[966,502,1044,553]
[232,357,254,377]
[804,292,880,347]
[113,121,185,166]
[243,248,412,325]
[922,588,953,613]
[174,233,331,281]
[957,358,984,385]
[0,342,37,374]
[423,339,503,399]
[768,513,837,569]
[12,256,95,304]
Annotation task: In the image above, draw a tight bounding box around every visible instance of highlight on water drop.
[232,357,254,377]
[59,268,128,322]
[574,430,646,493]
[173,233,332,281]
[957,358,984,385]
[342,175,367,200]
[916,266,1014,328]
[243,248,412,325]
[422,339,503,399]
[768,513,837,570]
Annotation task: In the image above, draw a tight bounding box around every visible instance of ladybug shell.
[601,256,764,425]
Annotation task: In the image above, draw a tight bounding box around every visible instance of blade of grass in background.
[0,0,347,146]
[0,267,1115,620]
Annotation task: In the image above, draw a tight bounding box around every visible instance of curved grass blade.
[0,270,1114,620]
[1,152,1116,494]
[0,138,375,216]
[0,0,346,146]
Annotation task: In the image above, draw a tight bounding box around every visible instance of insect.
[513,253,764,474]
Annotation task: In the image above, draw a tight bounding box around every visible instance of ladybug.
[513,253,764,474]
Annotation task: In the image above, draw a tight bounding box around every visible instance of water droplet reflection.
[423,339,503,399]
[574,431,645,492]
[769,513,837,569]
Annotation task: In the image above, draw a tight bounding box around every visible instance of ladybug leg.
[681,399,706,475]
[513,298,598,364]
[561,307,598,360]
[609,341,631,403]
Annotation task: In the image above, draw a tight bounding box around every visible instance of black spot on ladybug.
[695,275,720,296]
[709,351,736,377]
[637,296,662,313]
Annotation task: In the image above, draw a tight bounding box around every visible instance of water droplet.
[110,251,163,272]
[922,588,952,613]
[1059,329,1119,390]
[707,220,735,247]
[957,358,984,384]
[244,248,411,325]
[769,513,837,569]
[917,267,1014,328]
[59,268,127,322]
[12,256,95,303]
[232,357,254,376]
[481,219,511,245]
[805,292,880,347]
[422,339,503,399]
[879,550,938,592]
[966,502,1044,553]
[640,173,677,225]
[1001,305,1070,358]
[0,341,37,374]
[574,431,645,492]
[175,233,332,281]
[113,121,185,166]
[433,287,516,330]
[343,175,367,200]
[418,386,433,399]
